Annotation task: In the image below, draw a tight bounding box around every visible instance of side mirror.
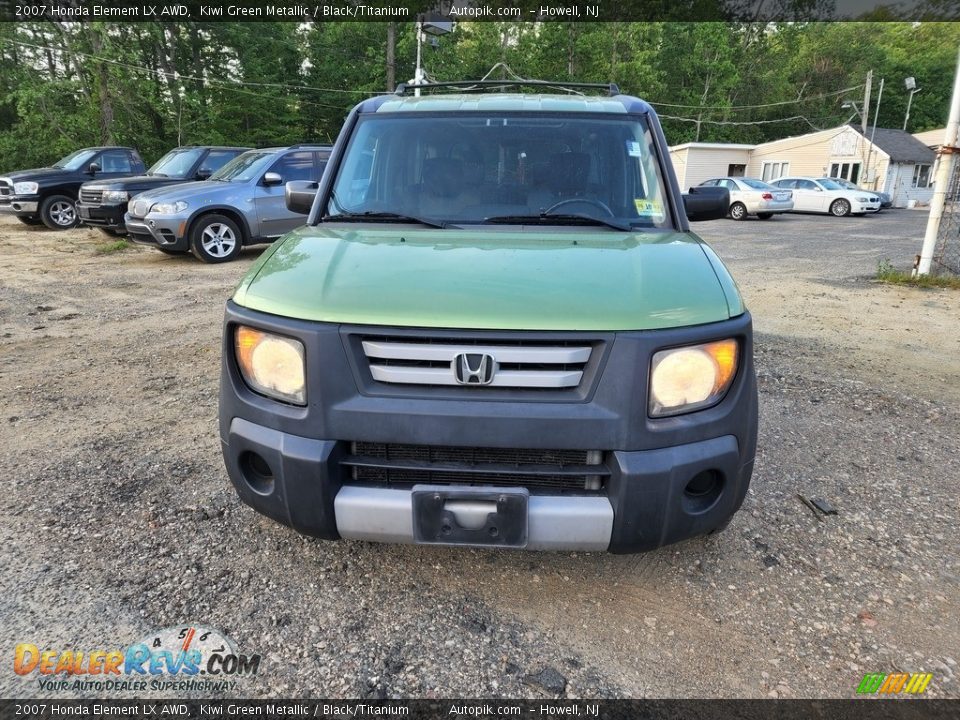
[682,186,729,222]
[196,168,212,180]
[87,162,101,175]
[285,180,319,215]
[263,172,283,187]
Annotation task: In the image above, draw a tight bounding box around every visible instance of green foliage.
[877,259,960,288]
[0,21,956,171]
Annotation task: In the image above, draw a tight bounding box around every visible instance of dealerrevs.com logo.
[14,625,261,693]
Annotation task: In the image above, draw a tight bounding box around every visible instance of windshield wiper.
[324,211,447,229]
[481,212,635,232]
[149,172,169,177]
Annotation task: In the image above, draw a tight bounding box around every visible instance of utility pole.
[865,77,884,189]
[386,23,396,92]
[861,70,873,133]
[916,46,960,276]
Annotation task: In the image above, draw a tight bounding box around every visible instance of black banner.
[1,699,959,720]
[0,0,958,23]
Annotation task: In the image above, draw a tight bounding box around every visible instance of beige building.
[669,124,937,208]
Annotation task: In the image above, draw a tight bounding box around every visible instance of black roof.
[853,126,936,163]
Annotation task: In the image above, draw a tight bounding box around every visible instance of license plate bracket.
[412,485,528,548]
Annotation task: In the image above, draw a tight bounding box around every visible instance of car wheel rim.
[201,224,237,258]
[50,201,76,226]
[833,201,849,216]
[731,205,744,219]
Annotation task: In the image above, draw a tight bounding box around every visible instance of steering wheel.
[542,198,615,218]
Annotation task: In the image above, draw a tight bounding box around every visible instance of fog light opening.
[240,451,275,495]
[682,470,724,514]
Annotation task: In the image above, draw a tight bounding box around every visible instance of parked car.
[77,146,249,236]
[0,147,145,230]
[219,81,758,554]
[124,145,331,262]
[827,177,892,209]
[698,177,794,220]
[770,176,880,216]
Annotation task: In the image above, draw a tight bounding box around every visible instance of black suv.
[0,147,146,230]
[77,146,249,236]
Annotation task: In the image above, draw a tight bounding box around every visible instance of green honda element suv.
[219,81,757,553]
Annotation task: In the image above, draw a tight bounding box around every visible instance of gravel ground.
[0,210,957,700]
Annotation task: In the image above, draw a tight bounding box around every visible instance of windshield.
[52,149,97,170]
[741,178,775,190]
[326,113,672,229]
[209,151,274,183]
[831,178,856,189]
[148,148,204,178]
[818,178,845,190]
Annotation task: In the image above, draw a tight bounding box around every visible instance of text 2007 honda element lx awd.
[219,81,757,553]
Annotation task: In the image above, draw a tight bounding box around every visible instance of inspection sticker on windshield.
[625,140,643,158]
[634,198,664,218]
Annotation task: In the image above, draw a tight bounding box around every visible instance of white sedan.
[771,176,880,217]
[698,177,794,220]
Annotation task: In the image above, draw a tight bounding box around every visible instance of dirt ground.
[0,211,957,699]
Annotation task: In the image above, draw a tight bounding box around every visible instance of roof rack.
[394,79,621,97]
[287,143,332,149]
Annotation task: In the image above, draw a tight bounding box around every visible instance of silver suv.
[124,145,332,262]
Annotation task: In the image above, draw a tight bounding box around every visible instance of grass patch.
[876,259,960,289]
[95,239,131,254]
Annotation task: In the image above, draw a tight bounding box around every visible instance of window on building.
[912,164,931,188]
[829,162,861,184]
[761,162,789,182]
[727,164,746,177]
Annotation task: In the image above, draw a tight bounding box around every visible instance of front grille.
[345,442,607,493]
[79,188,103,205]
[361,337,593,389]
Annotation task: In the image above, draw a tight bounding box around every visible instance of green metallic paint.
[234,225,743,331]
[375,94,629,115]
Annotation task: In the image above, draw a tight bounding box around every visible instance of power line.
[658,113,830,131]
[648,84,865,111]
[2,38,385,104]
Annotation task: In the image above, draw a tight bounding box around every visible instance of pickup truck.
[218,81,757,553]
[0,147,145,230]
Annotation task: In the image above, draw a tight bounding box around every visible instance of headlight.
[234,326,306,405]
[857,196,873,202]
[103,190,129,203]
[13,181,38,195]
[649,339,738,417]
[150,200,188,214]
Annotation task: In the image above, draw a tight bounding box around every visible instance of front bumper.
[77,202,125,228]
[123,212,188,250]
[0,198,39,214]
[219,303,758,554]
[853,201,881,214]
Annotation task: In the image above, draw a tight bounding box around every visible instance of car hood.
[233,225,744,331]
[0,167,71,183]
[133,180,231,204]
[83,175,196,193]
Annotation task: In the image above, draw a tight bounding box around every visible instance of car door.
[789,179,818,212]
[719,178,741,205]
[803,179,831,212]
[93,149,138,180]
[254,151,320,239]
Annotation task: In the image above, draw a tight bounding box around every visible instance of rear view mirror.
[285,180,319,215]
[683,186,729,222]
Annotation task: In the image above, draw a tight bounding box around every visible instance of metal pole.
[916,46,960,276]
[866,78,884,189]
[414,21,424,98]
[903,89,916,131]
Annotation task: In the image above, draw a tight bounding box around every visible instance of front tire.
[830,199,851,217]
[729,202,748,221]
[189,214,243,263]
[17,215,43,226]
[39,195,80,230]
[757,213,773,220]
